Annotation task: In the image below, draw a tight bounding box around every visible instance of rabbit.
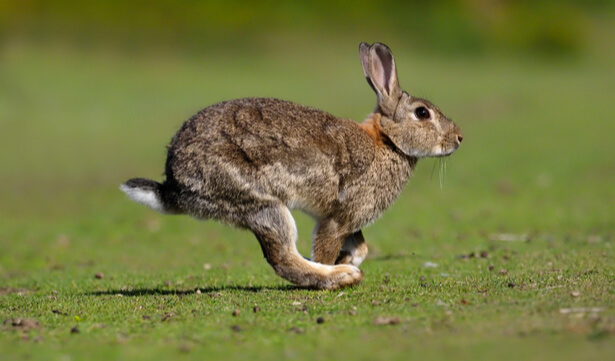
[121,42,463,290]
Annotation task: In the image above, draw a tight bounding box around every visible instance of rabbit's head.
[359,42,463,158]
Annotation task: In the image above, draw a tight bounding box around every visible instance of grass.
[1,39,614,360]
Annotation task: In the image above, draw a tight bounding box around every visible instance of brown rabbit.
[121,42,463,290]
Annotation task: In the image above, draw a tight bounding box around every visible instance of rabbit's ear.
[359,42,376,94]
[360,43,402,116]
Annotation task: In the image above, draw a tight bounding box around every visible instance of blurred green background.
[2,0,614,56]
[1,0,614,262]
[1,1,615,359]
[2,0,614,225]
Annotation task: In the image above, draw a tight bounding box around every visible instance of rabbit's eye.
[415,107,430,120]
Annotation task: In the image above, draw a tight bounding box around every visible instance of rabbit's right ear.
[359,42,402,116]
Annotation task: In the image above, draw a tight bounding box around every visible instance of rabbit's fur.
[121,42,462,289]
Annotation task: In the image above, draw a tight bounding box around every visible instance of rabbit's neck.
[372,146,417,198]
[358,114,385,146]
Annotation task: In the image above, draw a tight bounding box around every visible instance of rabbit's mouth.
[431,142,461,158]
[432,131,463,157]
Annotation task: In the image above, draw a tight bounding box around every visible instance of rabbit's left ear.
[359,42,402,116]
[359,42,376,94]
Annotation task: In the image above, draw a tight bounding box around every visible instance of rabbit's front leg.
[251,205,363,289]
[335,230,368,267]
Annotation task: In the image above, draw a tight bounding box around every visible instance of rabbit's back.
[164,98,376,221]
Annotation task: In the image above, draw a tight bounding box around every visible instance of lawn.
[1,38,614,360]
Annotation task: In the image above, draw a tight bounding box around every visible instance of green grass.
[1,40,614,360]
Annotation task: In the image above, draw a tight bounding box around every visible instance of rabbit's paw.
[318,264,363,290]
[336,236,368,267]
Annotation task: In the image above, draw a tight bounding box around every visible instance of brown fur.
[358,113,386,146]
[121,42,462,290]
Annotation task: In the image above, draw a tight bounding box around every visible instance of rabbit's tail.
[120,178,178,214]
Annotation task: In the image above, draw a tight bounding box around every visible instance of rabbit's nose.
[456,134,463,144]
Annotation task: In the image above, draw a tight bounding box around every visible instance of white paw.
[349,254,366,267]
[326,264,363,289]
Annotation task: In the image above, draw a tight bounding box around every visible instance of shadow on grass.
[87,284,302,297]
[368,253,415,262]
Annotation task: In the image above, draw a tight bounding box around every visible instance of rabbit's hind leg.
[335,230,369,267]
[311,218,354,265]
[250,204,363,290]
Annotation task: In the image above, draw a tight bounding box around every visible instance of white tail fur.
[120,184,166,213]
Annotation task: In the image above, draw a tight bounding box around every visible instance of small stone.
[7,318,40,330]
[195,289,201,295]
[287,327,305,334]
[253,306,261,313]
[559,307,603,314]
[163,280,172,287]
[373,316,401,325]
[499,269,508,275]
[436,299,448,307]
[161,312,175,322]
[232,309,240,317]
[480,251,489,258]
[94,272,104,279]
[70,325,79,334]
[316,317,325,324]
[178,343,192,353]
[571,291,580,298]
[488,265,495,271]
